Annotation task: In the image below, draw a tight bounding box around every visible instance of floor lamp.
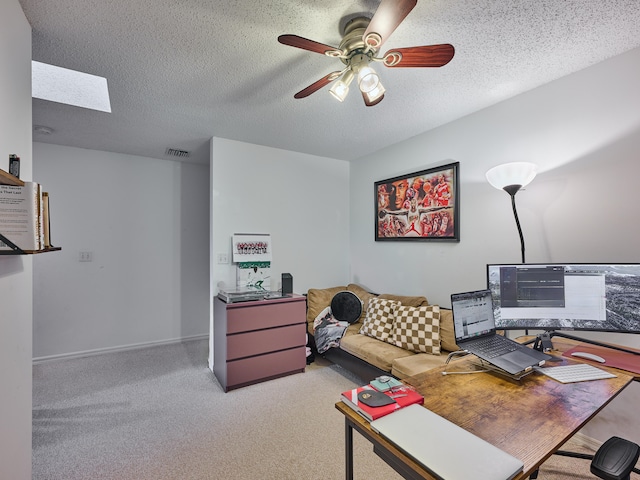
[486,162,537,264]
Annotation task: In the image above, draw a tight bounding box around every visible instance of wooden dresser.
[213,294,307,391]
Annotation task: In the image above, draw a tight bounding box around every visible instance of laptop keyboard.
[471,336,517,358]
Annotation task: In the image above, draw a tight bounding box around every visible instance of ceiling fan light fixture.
[279,0,455,104]
[357,64,380,93]
[364,81,385,103]
[329,81,349,102]
[329,69,354,102]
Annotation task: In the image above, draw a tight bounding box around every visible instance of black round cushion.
[331,291,363,324]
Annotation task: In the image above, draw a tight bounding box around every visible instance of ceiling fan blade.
[363,0,417,49]
[362,91,384,107]
[294,71,342,99]
[278,34,341,56]
[383,44,455,68]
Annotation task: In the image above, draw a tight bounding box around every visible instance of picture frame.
[375,162,459,241]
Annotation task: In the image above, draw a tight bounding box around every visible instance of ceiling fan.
[278,0,454,106]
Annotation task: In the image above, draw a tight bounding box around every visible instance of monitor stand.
[532,331,640,356]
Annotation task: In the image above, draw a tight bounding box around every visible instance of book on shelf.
[42,191,51,248]
[340,384,424,422]
[36,183,44,249]
[0,181,43,251]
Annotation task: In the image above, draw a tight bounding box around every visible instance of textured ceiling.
[18,0,640,164]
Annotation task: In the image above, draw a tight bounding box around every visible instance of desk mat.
[562,344,640,375]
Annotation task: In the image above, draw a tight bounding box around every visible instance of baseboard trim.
[32,334,209,365]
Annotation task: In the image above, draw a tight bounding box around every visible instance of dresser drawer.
[226,299,305,334]
[227,347,306,387]
[227,323,306,360]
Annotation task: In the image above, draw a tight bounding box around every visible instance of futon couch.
[306,284,459,381]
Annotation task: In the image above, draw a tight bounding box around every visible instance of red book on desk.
[340,384,424,422]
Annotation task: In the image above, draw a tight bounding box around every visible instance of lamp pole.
[503,184,525,264]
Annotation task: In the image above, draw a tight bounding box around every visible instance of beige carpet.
[538,440,640,479]
[33,339,638,479]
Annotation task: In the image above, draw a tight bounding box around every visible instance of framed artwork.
[232,233,272,263]
[375,162,459,241]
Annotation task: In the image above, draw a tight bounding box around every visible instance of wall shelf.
[0,167,25,186]
[0,232,61,255]
[0,246,62,255]
[0,168,60,255]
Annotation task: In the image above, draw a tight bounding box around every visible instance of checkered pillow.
[391,305,441,354]
[359,297,399,342]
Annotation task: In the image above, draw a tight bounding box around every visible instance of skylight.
[31,61,111,113]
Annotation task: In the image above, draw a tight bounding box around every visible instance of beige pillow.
[439,308,458,352]
[359,297,399,342]
[391,305,441,354]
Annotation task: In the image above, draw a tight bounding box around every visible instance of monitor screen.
[486,263,640,333]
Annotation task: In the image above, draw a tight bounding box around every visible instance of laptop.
[451,289,551,375]
[370,404,524,480]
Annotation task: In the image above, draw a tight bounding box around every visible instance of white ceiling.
[18,0,640,165]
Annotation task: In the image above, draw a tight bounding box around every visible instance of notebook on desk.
[370,404,524,480]
[451,289,552,375]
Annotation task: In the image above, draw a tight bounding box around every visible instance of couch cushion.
[359,297,399,343]
[340,333,415,372]
[306,286,347,325]
[391,353,448,380]
[439,308,458,353]
[391,305,441,354]
[341,323,362,338]
[379,293,428,307]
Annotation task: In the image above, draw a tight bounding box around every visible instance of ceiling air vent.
[165,148,190,158]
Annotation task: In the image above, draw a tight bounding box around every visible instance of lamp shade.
[486,162,538,191]
[329,81,349,102]
[357,65,380,93]
[329,70,354,102]
[363,81,385,103]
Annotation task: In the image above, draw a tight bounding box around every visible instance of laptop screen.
[451,290,496,342]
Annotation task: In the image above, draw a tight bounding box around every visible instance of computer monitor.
[486,263,640,334]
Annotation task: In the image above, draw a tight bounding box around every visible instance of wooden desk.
[337,352,633,480]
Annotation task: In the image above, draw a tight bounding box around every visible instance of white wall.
[350,46,640,443]
[209,137,350,367]
[350,46,640,305]
[32,143,210,359]
[0,1,32,478]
